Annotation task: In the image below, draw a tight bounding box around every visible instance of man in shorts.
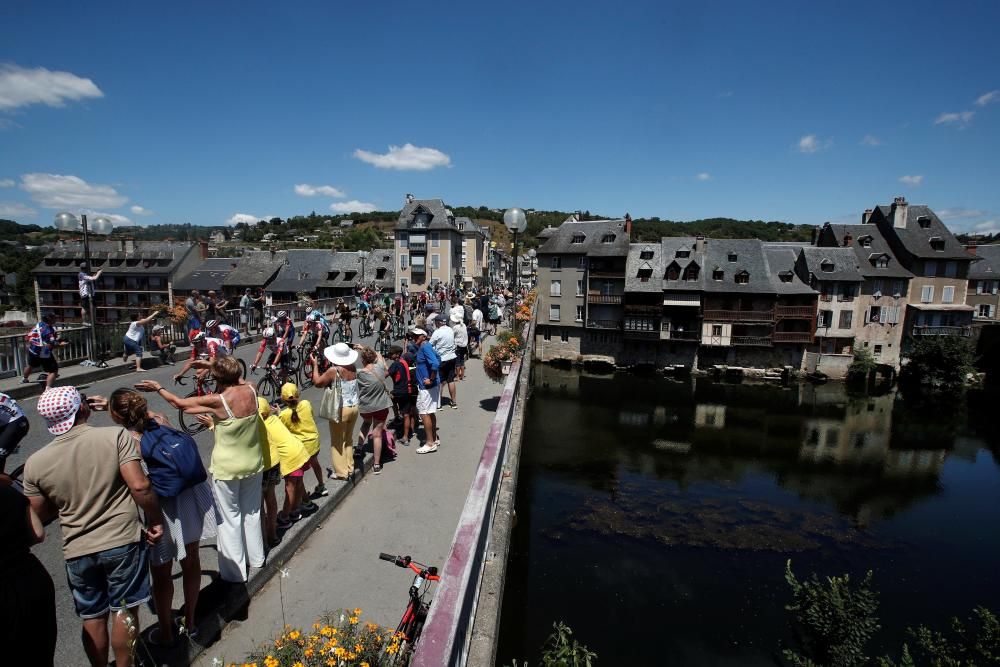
[23,387,163,667]
[412,328,440,453]
[22,313,67,388]
[77,262,104,324]
[430,315,458,409]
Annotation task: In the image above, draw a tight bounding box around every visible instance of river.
[496,364,1000,665]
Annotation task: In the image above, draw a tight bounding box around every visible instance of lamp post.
[504,207,527,293]
[52,212,114,364]
[528,248,537,288]
[358,250,369,293]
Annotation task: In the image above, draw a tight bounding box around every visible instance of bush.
[848,347,877,378]
[509,622,598,667]
[901,336,976,390]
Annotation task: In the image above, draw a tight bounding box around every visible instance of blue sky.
[1,1,998,233]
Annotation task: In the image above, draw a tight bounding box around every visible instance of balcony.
[587,319,623,330]
[588,293,623,305]
[775,305,815,319]
[624,304,663,314]
[772,331,814,343]
[661,328,699,341]
[732,335,773,347]
[408,242,427,252]
[702,309,774,322]
[912,325,972,337]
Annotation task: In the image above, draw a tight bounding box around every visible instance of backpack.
[400,359,418,396]
[139,421,208,497]
[489,303,500,320]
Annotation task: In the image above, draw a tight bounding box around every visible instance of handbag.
[317,366,343,423]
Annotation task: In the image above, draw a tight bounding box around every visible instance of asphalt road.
[5,331,387,667]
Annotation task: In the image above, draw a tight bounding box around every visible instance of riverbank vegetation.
[899,337,977,390]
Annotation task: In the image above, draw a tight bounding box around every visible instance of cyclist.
[206,319,241,353]
[174,330,229,383]
[300,312,329,355]
[250,326,292,382]
[0,391,29,473]
[273,310,296,349]
[336,299,353,340]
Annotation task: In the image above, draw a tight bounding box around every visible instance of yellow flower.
[334,646,347,658]
[361,663,371,667]
[353,607,362,616]
[365,622,380,633]
[288,630,301,640]
[292,663,305,667]
[355,643,363,652]
[349,616,359,624]
[313,622,321,629]
[304,648,314,658]
[326,660,336,667]
[387,644,399,655]
[320,625,334,637]
[264,657,279,667]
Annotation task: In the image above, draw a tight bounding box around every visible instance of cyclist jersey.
[258,334,286,354]
[0,393,25,424]
[309,310,328,327]
[191,337,229,360]
[357,301,370,314]
[26,322,58,357]
[274,320,295,346]
[219,324,240,349]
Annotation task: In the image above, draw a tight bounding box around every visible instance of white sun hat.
[324,342,358,366]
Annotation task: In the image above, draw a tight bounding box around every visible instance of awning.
[907,303,975,311]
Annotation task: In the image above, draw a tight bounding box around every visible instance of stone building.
[394,195,487,292]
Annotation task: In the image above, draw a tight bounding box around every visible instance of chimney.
[843,232,853,247]
[695,236,706,253]
[862,208,874,224]
[624,213,632,238]
[966,242,978,256]
[891,196,908,229]
[199,240,209,260]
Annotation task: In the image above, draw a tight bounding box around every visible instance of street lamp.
[528,248,537,287]
[357,250,369,293]
[504,207,527,292]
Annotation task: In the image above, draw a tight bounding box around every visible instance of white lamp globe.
[503,207,527,234]
[54,211,80,231]
[89,216,115,235]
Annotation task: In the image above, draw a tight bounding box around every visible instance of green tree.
[900,336,976,390]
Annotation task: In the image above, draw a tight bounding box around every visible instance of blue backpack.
[139,421,207,497]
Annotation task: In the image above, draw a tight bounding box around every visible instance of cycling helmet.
[191,331,207,343]
[305,313,316,322]
[206,319,219,329]
[263,326,275,338]
[276,310,288,320]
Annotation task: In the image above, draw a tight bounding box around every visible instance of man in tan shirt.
[24,387,163,667]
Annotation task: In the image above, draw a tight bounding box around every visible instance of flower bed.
[483,329,525,382]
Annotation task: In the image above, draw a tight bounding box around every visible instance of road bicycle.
[331,320,353,343]
[378,552,440,665]
[391,314,407,339]
[375,328,392,356]
[297,344,329,388]
[359,314,374,338]
[253,358,294,401]
[174,374,217,435]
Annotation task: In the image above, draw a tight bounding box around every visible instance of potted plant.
[483,330,525,382]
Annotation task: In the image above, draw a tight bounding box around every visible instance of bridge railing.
[411,306,536,667]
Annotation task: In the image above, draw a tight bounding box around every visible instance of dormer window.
[327,271,340,280]
[639,247,654,260]
[712,268,724,281]
[735,270,750,284]
[601,233,616,243]
[638,264,653,282]
[917,215,931,229]
[344,271,357,281]
[929,237,945,251]
[571,234,586,244]
[779,271,793,283]
[676,249,690,258]
[683,263,700,281]
[870,254,889,269]
[665,261,680,281]
[727,253,738,262]
[821,260,834,272]
[859,235,873,248]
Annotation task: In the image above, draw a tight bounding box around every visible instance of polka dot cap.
[37,386,82,435]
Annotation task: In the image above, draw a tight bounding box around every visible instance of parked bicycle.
[174,374,217,434]
[378,552,440,665]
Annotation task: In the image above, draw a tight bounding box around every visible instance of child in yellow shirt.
[257,397,311,530]
[279,383,326,498]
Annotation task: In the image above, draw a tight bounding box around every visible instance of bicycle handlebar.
[378,553,440,580]
[174,376,187,386]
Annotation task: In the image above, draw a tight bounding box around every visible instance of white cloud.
[294,183,346,198]
[934,111,974,128]
[0,64,103,111]
[0,202,37,219]
[899,174,924,186]
[797,134,832,154]
[974,220,999,232]
[225,213,263,226]
[975,90,999,107]
[353,143,451,171]
[0,178,14,188]
[860,134,883,147]
[938,207,985,220]
[695,172,712,181]
[130,205,153,216]
[20,173,127,209]
[329,200,376,214]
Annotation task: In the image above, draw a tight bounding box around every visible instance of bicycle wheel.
[256,374,279,401]
[299,354,315,389]
[237,357,247,379]
[178,391,207,435]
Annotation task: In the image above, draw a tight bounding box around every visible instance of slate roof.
[871,203,971,261]
[32,241,195,275]
[456,217,487,237]
[797,246,864,282]
[823,223,913,278]
[968,245,1000,280]
[763,245,818,294]
[396,198,458,231]
[222,250,287,288]
[266,249,396,293]
[536,219,630,257]
[266,250,336,293]
[657,237,705,293]
[702,238,773,293]
[172,258,239,291]
[625,242,667,293]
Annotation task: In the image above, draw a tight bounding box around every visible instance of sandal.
[373,463,383,475]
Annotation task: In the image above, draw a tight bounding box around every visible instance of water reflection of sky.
[497,366,1000,666]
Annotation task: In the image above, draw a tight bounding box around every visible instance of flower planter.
[501,360,512,375]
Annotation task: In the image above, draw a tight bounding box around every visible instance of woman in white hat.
[311,342,359,480]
